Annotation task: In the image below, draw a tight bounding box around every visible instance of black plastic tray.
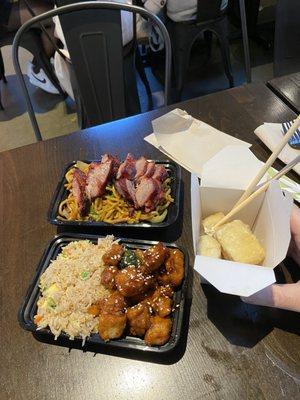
[47,160,181,228]
[18,233,189,359]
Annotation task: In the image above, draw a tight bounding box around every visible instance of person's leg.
[5,2,21,32]
[19,0,56,59]
[18,0,62,94]
[29,25,56,76]
[123,44,141,116]
[0,0,12,26]
[19,0,55,23]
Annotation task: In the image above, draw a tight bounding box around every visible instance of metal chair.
[13,1,172,141]
[56,0,153,114]
[0,49,7,110]
[274,0,300,77]
[168,0,233,102]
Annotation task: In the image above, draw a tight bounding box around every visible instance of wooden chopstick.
[233,115,300,207]
[211,155,300,231]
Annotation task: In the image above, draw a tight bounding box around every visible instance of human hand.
[288,204,300,265]
[241,205,300,312]
[241,282,300,312]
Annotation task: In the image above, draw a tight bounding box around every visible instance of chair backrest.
[274,0,300,77]
[56,0,128,127]
[12,1,171,141]
[196,0,227,22]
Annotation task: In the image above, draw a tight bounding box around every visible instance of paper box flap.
[152,108,193,134]
[150,111,251,177]
[253,181,293,267]
[191,173,265,255]
[191,173,201,255]
[194,255,276,297]
[201,145,265,190]
[191,175,293,297]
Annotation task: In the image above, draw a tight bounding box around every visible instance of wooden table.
[1,83,300,400]
[267,72,300,114]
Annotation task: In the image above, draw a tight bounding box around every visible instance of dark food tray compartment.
[18,234,189,355]
[48,160,181,228]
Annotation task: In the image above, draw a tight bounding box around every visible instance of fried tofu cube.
[199,235,221,258]
[202,212,225,233]
[215,220,265,265]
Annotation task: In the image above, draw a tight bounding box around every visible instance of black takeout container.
[18,234,190,361]
[48,160,181,229]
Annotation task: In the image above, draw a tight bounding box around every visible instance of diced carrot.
[87,304,100,316]
[34,315,43,324]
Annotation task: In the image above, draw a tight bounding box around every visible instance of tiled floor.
[0,27,275,153]
[0,46,78,152]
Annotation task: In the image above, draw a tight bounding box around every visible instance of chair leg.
[0,50,5,110]
[68,63,87,129]
[168,20,199,102]
[76,93,87,129]
[204,30,213,60]
[219,38,234,87]
[173,43,194,102]
[171,37,193,102]
[135,47,153,111]
[0,87,4,110]
[212,22,234,88]
[0,49,7,83]
[123,48,141,116]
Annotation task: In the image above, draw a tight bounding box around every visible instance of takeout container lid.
[18,234,190,362]
[191,146,293,297]
[47,160,181,229]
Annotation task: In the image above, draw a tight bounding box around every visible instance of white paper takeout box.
[191,146,293,297]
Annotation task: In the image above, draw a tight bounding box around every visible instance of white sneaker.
[26,61,59,94]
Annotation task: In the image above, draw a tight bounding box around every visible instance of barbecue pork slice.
[85,159,112,200]
[72,168,89,215]
[152,165,168,182]
[115,178,138,208]
[135,177,164,212]
[116,153,136,180]
[134,156,148,180]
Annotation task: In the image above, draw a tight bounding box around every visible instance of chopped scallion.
[80,271,89,280]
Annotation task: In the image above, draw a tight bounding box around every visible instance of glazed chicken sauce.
[94,242,184,346]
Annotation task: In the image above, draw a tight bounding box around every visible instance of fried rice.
[35,236,115,341]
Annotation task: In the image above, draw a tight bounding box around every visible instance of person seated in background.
[142,0,228,22]
[139,0,228,52]
[242,205,300,313]
[0,0,59,94]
